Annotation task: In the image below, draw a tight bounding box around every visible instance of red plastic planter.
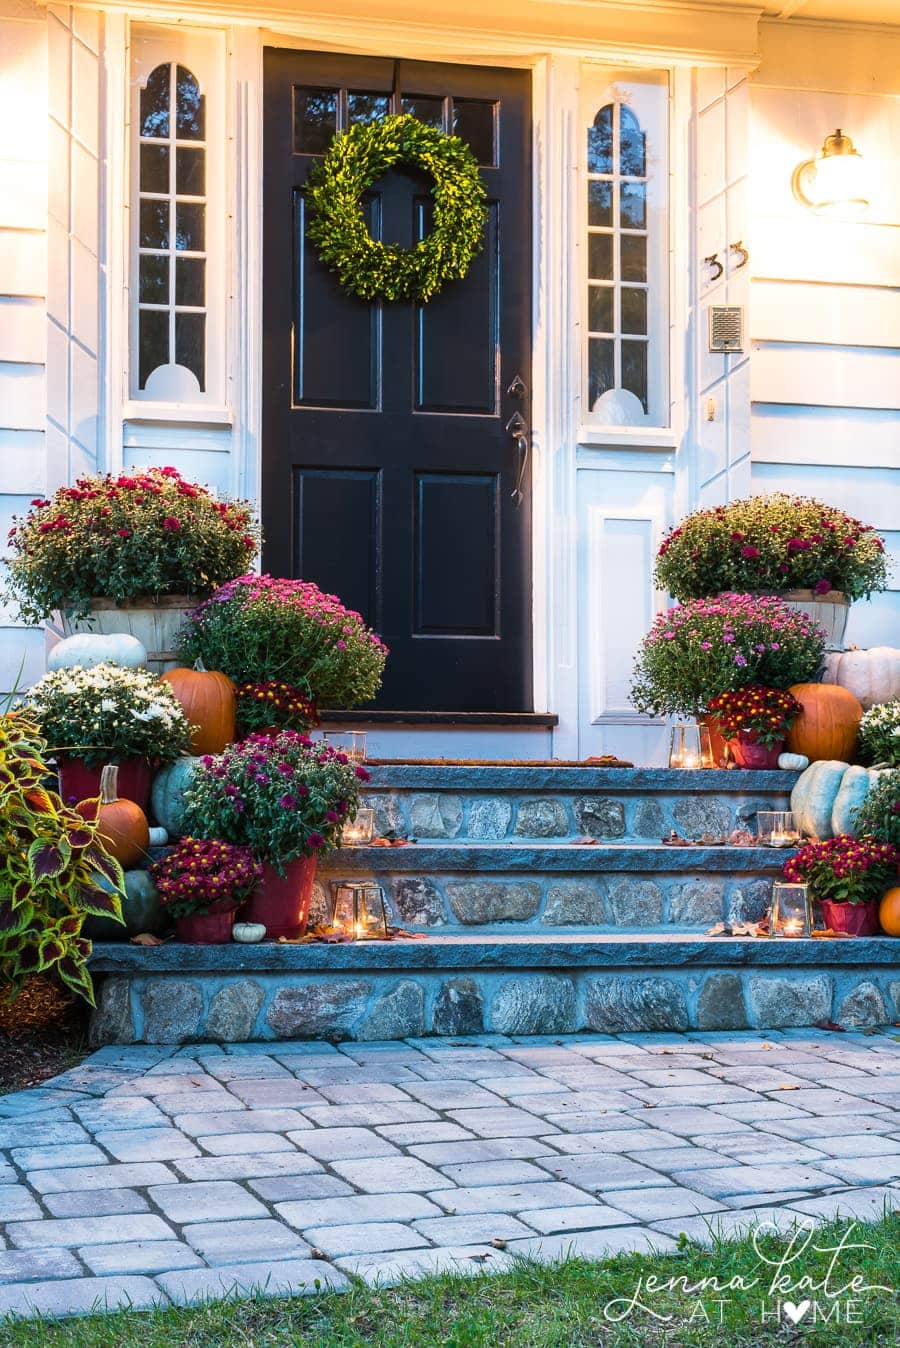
[57,755,153,811]
[240,854,317,940]
[175,903,236,945]
[820,899,881,937]
[727,733,785,770]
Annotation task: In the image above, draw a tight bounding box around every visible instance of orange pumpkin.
[785,683,864,763]
[879,887,900,938]
[161,666,236,755]
[77,764,149,868]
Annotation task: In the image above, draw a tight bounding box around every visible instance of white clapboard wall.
[0,1,47,694]
[748,25,900,653]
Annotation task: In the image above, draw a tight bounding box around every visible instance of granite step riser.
[360,787,791,844]
[309,870,778,931]
[91,964,900,1044]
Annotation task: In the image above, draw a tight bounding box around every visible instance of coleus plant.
[0,708,125,1004]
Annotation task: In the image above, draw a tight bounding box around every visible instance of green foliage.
[0,710,124,1005]
[183,730,366,868]
[655,493,889,602]
[855,770,900,845]
[27,663,192,768]
[630,593,826,718]
[175,575,387,711]
[307,113,487,302]
[3,467,259,624]
[858,701,900,766]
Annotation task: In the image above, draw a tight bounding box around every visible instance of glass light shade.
[770,882,813,938]
[668,721,715,769]
[322,731,368,765]
[341,808,374,845]
[757,811,800,848]
[330,881,389,940]
[793,129,869,218]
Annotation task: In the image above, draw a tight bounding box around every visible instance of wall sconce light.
[792,129,868,218]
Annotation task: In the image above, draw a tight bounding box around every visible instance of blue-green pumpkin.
[150,756,203,836]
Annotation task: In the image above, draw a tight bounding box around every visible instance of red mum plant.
[235,680,318,737]
[3,468,259,625]
[150,837,262,918]
[783,835,899,906]
[706,685,803,749]
[655,493,888,602]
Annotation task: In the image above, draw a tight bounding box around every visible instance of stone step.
[360,766,796,843]
[315,843,786,931]
[88,934,900,1043]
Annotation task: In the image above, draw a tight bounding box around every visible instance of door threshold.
[319,710,559,728]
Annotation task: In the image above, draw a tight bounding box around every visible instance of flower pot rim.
[60,595,202,613]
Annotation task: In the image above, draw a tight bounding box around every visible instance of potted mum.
[705,685,803,769]
[175,574,388,724]
[3,468,259,671]
[183,730,367,938]
[631,593,825,719]
[27,662,192,808]
[783,835,899,936]
[655,493,888,650]
[858,701,900,767]
[150,838,262,944]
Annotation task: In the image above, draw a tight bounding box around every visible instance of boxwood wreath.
[306,113,488,303]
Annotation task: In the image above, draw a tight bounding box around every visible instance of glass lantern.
[341,808,375,845]
[329,881,389,940]
[668,722,715,769]
[323,731,368,765]
[770,882,813,938]
[757,811,801,848]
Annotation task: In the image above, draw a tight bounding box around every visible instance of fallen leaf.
[490,1238,508,1250]
[130,932,165,946]
[815,1021,847,1032]
[469,1253,492,1264]
[310,1248,328,1261]
[773,1084,801,1091]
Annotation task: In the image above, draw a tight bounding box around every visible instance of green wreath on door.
[306,113,488,303]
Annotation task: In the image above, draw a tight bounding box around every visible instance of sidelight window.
[583,70,669,429]
[130,28,224,407]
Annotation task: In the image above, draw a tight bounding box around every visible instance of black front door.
[262,49,532,712]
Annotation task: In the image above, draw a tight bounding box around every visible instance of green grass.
[1,1214,898,1347]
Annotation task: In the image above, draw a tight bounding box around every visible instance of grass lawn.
[0,1214,897,1347]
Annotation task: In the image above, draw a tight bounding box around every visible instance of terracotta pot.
[240,854,317,940]
[57,595,200,674]
[820,898,881,937]
[726,732,785,770]
[57,755,153,811]
[176,902,236,945]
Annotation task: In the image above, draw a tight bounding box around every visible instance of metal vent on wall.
[708,305,745,353]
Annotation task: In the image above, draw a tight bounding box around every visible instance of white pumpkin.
[48,632,147,671]
[778,753,809,771]
[148,826,169,846]
[791,760,884,840]
[822,646,900,711]
[233,922,266,943]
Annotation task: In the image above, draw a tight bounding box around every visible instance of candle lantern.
[668,722,715,769]
[323,731,368,765]
[757,811,800,848]
[330,881,389,940]
[770,882,813,938]
[341,808,375,845]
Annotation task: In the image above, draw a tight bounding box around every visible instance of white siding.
[748,23,900,652]
[0,1,48,691]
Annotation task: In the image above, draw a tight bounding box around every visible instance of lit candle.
[781,918,803,937]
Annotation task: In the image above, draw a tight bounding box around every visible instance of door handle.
[505,412,529,507]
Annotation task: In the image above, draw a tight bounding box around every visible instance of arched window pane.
[141,64,170,138]
[619,107,646,176]
[176,66,205,140]
[588,104,613,174]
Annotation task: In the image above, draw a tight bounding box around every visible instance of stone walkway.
[1,1028,900,1320]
